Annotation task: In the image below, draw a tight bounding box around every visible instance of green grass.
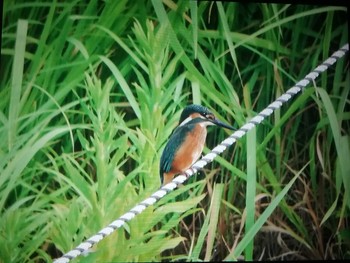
[1,1,349,262]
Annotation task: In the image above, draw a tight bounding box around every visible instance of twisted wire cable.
[53,43,349,263]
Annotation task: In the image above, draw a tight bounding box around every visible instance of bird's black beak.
[211,118,235,130]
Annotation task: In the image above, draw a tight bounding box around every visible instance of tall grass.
[1,1,348,262]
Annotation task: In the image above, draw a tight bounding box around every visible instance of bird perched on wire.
[159,104,235,185]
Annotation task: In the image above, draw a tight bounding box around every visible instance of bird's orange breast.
[170,124,207,175]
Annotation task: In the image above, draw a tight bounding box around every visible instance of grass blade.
[8,19,27,150]
[245,127,256,260]
[225,162,309,260]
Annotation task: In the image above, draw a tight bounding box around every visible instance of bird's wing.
[159,125,189,177]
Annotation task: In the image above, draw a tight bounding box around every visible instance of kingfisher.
[160,104,235,185]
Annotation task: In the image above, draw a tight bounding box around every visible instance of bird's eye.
[206,114,215,120]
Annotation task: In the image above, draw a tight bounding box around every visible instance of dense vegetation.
[1,1,349,262]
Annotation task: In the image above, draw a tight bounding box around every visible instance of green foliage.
[1,1,348,262]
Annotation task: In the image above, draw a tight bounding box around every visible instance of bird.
[159,104,235,185]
